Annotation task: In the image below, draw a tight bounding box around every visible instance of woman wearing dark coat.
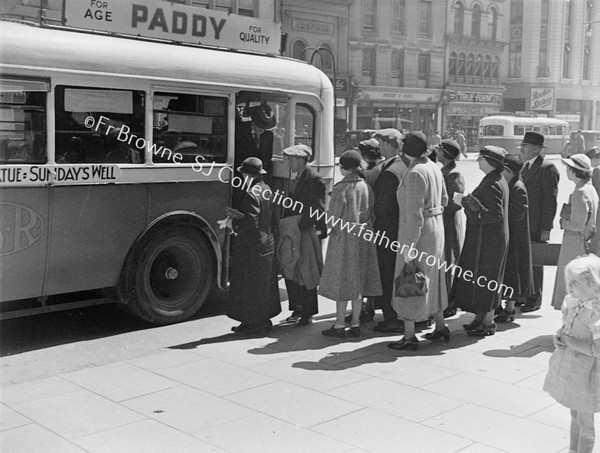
[450,146,509,337]
[496,155,534,322]
[226,157,281,334]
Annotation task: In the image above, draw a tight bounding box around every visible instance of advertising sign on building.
[65,0,281,54]
[530,87,554,111]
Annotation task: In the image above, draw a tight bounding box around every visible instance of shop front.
[445,89,503,150]
[354,87,442,138]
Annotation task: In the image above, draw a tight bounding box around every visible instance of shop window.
[153,92,227,164]
[0,79,47,164]
[55,86,145,164]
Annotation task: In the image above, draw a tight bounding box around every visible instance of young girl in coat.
[544,254,600,453]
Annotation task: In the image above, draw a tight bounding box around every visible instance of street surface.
[2,153,598,452]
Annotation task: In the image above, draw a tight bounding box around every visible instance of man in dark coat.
[451,146,510,336]
[519,131,560,312]
[233,103,276,206]
[496,155,534,322]
[371,128,409,333]
[281,144,327,326]
[437,139,465,318]
[226,157,281,334]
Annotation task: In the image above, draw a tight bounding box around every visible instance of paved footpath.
[1,267,599,453]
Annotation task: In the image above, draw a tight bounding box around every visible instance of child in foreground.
[544,254,600,453]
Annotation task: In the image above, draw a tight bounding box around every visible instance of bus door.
[0,78,50,301]
[45,85,147,295]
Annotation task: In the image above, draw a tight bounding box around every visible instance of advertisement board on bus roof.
[64,0,281,54]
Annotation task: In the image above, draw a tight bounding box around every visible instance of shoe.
[521,303,541,313]
[443,307,457,318]
[349,326,361,337]
[322,326,346,338]
[360,308,375,322]
[231,323,248,333]
[387,336,419,351]
[467,323,496,336]
[280,312,301,325]
[463,319,482,332]
[373,322,404,333]
[423,326,451,342]
[494,309,516,323]
[296,315,312,326]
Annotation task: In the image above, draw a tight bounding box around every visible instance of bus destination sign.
[0,165,121,186]
[64,0,282,54]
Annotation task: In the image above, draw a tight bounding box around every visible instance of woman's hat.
[250,104,276,130]
[440,139,460,159]
[520,131,546,148]
[237,156,267,175]
[503,154,523,174]
[402,131,428,157]
[562,154,592,174]
[339,149,363,169]
[478,145,506,168]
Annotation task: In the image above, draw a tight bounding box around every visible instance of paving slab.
[0,424,86,453]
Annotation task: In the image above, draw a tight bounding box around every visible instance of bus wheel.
[128,226,214,325]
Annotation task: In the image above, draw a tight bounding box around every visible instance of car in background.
[335,129,376,157]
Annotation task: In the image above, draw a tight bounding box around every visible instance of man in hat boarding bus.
[519,131,560,312]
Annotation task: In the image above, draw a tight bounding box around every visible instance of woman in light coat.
[551,154,599,309]
[388,132,449,351]
[320,150,382,338]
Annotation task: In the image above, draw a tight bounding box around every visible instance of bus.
[478,116,570,155]
[0,20,334,324]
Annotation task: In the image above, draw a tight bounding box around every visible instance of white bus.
[0,20,334,324]
[478,115,570,155]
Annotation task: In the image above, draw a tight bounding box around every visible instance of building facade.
[444,1,508,148]
[504,0,600,130]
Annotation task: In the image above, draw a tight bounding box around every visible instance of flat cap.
[403,131,428,157]
[282,144,312,159]
[374,128,403,147]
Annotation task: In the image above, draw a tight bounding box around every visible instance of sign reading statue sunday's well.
[65,0,281,54]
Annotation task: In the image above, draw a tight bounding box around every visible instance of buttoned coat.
[450,169,509,313]
[319,173,382,301]
[522,155,560,240]
[392,157,448,321]
[503,176,534,300]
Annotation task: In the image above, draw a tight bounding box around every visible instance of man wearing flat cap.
[519,131,560,312]
[497,155,534,322]
[359,137,384,188]
[438,139,466,317]
[370,128,409,332]
[280,144,327,326]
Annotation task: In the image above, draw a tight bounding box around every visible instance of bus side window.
[0,80,47,164]
[153,92,227,164]
[54,86,145,164]
[547,126,556,136]
[294,103,315,159]
[515,126,525,136]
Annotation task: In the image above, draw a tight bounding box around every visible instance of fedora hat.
[520,131,546,148]
[237,156,267,175]
[562,154,592,174]
[250,104,276,130]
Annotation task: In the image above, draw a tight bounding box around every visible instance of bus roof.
[0,21,332,97]
[480,116,569,126]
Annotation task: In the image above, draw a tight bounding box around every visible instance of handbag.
[394,260,429,298]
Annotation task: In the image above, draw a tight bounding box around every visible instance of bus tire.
[127,225,214,325]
